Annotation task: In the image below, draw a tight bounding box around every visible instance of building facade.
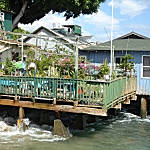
[80,32,150,95]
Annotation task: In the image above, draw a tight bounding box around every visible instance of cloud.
[74,9,120,41]
[127,24,150,31]
[19,9,119,42]
[19,12,74,32]
[83,10,119,30]
[109,0,150,17]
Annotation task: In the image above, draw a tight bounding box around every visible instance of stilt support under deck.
[19,106,25,120]
[17,106,27,131]
[140,97,147,119]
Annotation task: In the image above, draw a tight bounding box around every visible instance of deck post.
[14,96,18,101]
[17,106,28,131]
[74,114,87,130]
[140,97,147,119]
[19,106,25,120]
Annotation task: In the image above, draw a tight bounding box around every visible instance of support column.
[74,114,87,130]
[17,106,26,130]
[53,119,71,138]
[19,106,25,120]
[140,97,147,119]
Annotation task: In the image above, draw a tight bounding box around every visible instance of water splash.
[0,119,67,143]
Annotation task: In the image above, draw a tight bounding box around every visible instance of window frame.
[114,56,122,69]
[142,55,150,78]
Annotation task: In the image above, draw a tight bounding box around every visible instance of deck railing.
[0,76,136,109]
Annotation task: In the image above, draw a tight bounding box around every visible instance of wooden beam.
[0,99,107,116]
[131,94,137,101]
[140,97,147,119]
[113,103,121,110]
[123,97,130,104]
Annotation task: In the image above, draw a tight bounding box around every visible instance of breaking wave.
[0,119,67,144]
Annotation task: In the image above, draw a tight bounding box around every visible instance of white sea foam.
[115,112,150,124]
[0,120,67,143]
[123,112,140,119]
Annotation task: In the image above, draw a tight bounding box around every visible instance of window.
[115,57,121,64]
[115,56,122,68]
[143,56,150,77]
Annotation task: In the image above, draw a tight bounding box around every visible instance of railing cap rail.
[0,75,136,84]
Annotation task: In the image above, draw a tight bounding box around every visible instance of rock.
[0,117,3,121]
[40,124,52,131]
[53,119,71,138]
[30,123,40,129]
[0,121,14,132]
[4,117,16,125]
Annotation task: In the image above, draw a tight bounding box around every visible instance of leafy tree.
[12,27,30,40]
[0,0,9,10]
[3,58,15,75]
[0,0,106,30]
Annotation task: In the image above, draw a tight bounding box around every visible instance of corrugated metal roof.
[115,31,149,40]
[82,39,150,51]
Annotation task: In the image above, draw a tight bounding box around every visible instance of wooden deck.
[0,76,137,116]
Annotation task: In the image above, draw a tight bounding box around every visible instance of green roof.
[82,39,150,51]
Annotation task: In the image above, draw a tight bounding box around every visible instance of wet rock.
[53,119,71,138]
[0,121,14,132]
[4,117,16,125]
[30,123,40,129]
[1,111,8,118]
[40,124,52,131]
[0,117,3,121]
[26,110,40,123]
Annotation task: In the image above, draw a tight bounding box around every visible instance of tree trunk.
[12,0,28,30]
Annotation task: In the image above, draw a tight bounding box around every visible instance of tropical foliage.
[2,58,15,75]
[12,27,30,40]
[98,59,110,79]
[119,54,134,76]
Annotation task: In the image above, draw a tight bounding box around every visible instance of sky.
[19,0,150,42]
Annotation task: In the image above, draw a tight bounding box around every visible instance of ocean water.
[0,112,150,150]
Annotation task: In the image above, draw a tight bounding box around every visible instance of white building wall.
[25,29,73,52]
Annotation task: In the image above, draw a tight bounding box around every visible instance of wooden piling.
[140,97,147,119]
[17,106,27,131]
[74,114,87,130]
[19,106,25,120]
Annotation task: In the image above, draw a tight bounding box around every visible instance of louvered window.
[143,56,150,77]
